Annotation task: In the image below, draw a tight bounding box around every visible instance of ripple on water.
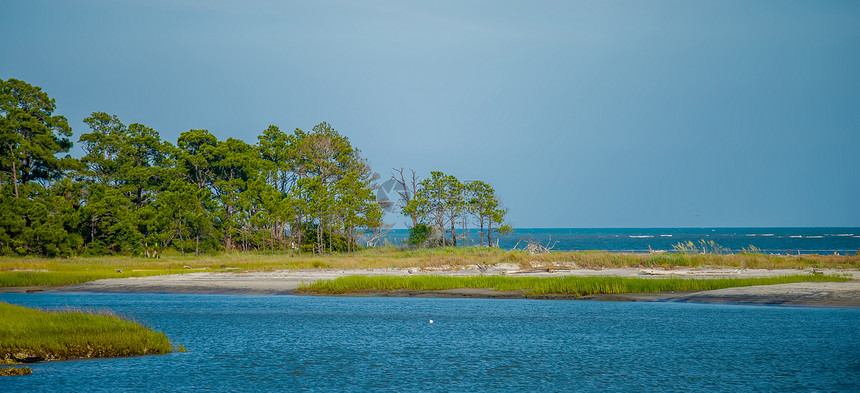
[0,293,858,392]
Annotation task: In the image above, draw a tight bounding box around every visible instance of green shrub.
[407,223,432,247]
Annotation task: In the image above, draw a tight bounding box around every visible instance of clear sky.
[2,0,858,228]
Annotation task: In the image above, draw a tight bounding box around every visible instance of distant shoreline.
[5,267,856,308]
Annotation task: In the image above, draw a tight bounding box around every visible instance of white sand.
[663,281,860,307]
[47,267,860,307]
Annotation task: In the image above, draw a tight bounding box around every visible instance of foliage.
[1,78,517,257]
[403,171,509,248]
[0,78,389,256]
[407,223,433,247]
[0,78,73,197]
[0,183,82,257]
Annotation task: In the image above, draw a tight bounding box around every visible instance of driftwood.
[511,236,558,255]
[364,224,392,247]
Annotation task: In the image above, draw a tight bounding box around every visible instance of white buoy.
[429,319,434,324]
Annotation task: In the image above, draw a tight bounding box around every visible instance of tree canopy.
[0,78,510,256]
[402,171,510,248]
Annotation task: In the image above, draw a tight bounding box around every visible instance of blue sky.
[2,0,858,228]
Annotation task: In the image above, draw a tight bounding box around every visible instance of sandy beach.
[13,266,852,307]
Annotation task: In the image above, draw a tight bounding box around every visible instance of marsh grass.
[0,366,32,376]
[0,302,174,361]
[672,240,730,254]
[1,247,858,288]
[513,250,860,270]
[296,274,850,297]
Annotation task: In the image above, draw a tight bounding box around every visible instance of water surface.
[2,293,858,392]
[384,227,860,254]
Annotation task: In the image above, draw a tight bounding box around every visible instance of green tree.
[0,79,81,256]
[244,176,284,254]
[488,207,511,247]
[404,173,510,248]
[334,171,383,252]
[78,183,140,254]
[0,80,391,256]
[0,78,73,198]
[79,112,125,185]
[467,180,498,246]
[210,137,260,252]
[443,175,464,246]
[290,122,378,254]
[258,125,298,194]
[121,122,171,209]
[405,171,461,246]
[466,180,510,247]
[257,125,299,252]
[78,113,173,254]
[176,129,218,191]
[0,182,82,256]
[176,129,221,254]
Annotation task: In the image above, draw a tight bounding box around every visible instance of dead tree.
[392,168,420,226]
[512,236,558,255]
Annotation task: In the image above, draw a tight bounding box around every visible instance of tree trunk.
[462,214,467,246]
[317,216,323,254]
[12,160,19,198]
[296,213,303,254]
[225,204,233,253]
[179,217,185,256]
[395,168,419,226]
[9,145,19,198]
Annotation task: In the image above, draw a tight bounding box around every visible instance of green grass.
[0,302,175,362]
[1,247,858,288]
[0,366,32,376]
[296,274,851,297]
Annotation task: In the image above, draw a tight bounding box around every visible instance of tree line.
[394,169,511,248]
[0,78,508,257]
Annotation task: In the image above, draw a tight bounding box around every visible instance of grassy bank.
[0,366,32,376]
[296,274,851,297]
[0,302,175,362]
[1,247,858,288]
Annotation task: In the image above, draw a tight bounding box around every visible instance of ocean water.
[382,227,860,255]
[2,293,859,392]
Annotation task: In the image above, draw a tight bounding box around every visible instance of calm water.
[384,227,860,254]
[2,293,859,392]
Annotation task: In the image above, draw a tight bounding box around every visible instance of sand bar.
[8,267,858,307]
